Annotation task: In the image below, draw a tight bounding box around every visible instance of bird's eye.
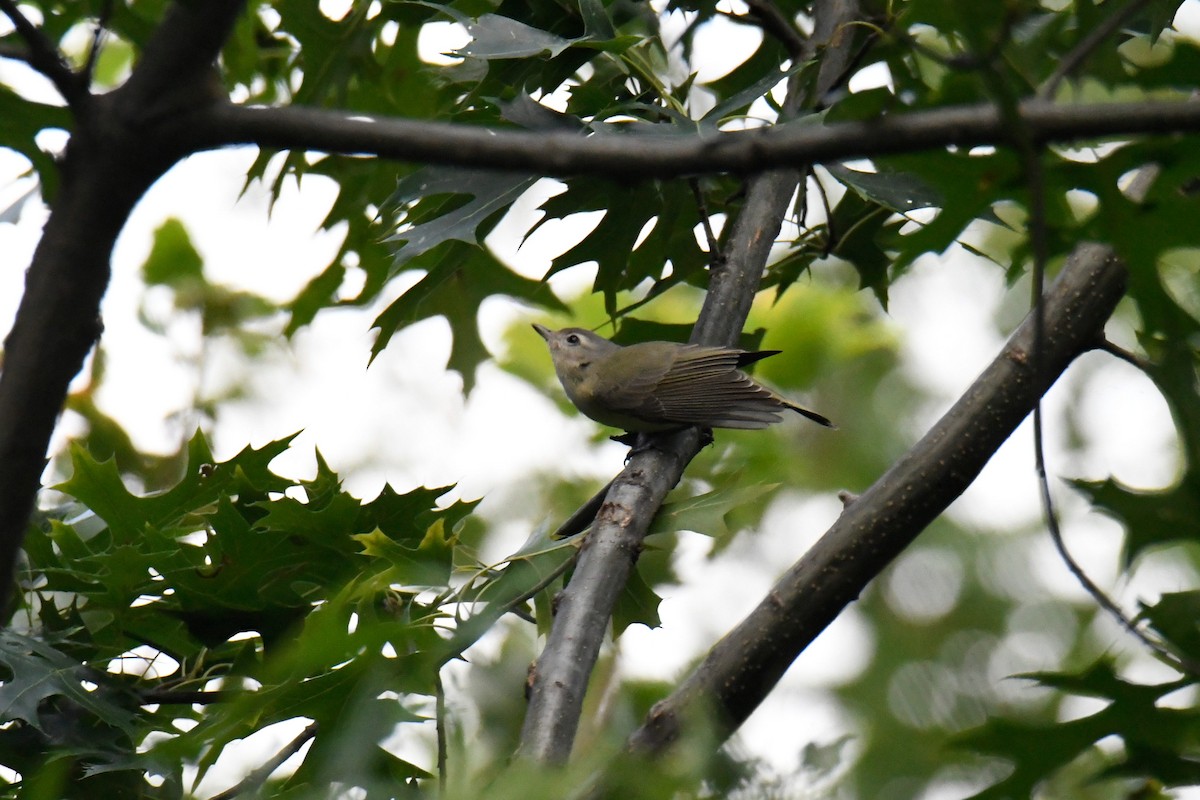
[566,334,581,345]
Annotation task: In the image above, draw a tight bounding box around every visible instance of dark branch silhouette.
[0,0,246,610]
[0,0,85,107]
[186,97,1200,179]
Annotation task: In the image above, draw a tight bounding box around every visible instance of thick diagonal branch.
[0,0,84,106]
[627,242,1127,753]
[0,0,245,609]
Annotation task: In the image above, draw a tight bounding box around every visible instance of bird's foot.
[621,432,658,462]
[612,427,713,462]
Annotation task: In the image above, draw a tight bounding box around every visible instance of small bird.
[533,324,833,432]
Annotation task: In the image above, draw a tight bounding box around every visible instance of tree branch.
[0,0,246,612]
[138,688,239,705]
[0,0,85,107]
[0,39,30,64]
[208,721,318,800]
[740,0,805,60]
[1039,0,1152,99]
[193,97,1200,179]
[117,0,243,115]
[626,242,1128,753]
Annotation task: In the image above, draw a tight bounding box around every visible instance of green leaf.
[458,14,575,59]
[1139,591,1200,662]
[828,189,896,307]
[353,519,454,588]
[612,562,663,635]
[141,218,203,288]
[0,85,71,202]
[961,660,1200,798]
[0,632,136,735]
[384,167,538,269]
[826,163,942,214]
[1072,475,1200,566]
[649,483,780,544]
[54,432,296,543]
[538,179,707,314]
[371,243,565,386]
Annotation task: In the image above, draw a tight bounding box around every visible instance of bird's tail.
[787,401,836,428]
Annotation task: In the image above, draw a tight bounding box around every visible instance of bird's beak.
[532,323,551,341]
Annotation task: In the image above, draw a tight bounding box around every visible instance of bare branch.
[1040,0,1152,99]
[741,0,805,60]
[208,721,318,800]
[0,40,29,63]
[82,0,114,88]
[0,0,85,107]
[1096,337,1150,369]
[193,98,1200,180]
[515,426,703,763]
[118,0,244,115]
[138,688,239,705]
[688,180,722,264]
[627,242,1129,753]
[435,673,448,790]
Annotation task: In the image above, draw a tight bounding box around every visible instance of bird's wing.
[598,345,785,428]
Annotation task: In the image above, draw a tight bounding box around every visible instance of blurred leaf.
[1139,591,1200,663]
[962,660,1200,798]
[0,86,70,202]
[1073,474,1200,566]
[141,218,202,288]
[649,483,780,546]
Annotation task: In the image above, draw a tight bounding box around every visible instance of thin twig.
[0,0,85,107]
[0,40,29,63]
[208,721,319,800]
[1017,72,1194,675]
[83,0,114,87]
[742,0,805,60]
[1039,0,1151,99]
[1096,336,1150,370]
[437,548,579,665]
[688,179,723,265]
[792,164,811,229]
[138,688,239,705]
[435,672,448,789]
[813,168,835,257]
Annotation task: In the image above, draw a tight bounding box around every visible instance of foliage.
[0,0,1199,798]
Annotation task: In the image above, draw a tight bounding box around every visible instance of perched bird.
[532,324,833,432]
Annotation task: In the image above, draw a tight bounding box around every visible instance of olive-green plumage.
[532,324,833,432]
